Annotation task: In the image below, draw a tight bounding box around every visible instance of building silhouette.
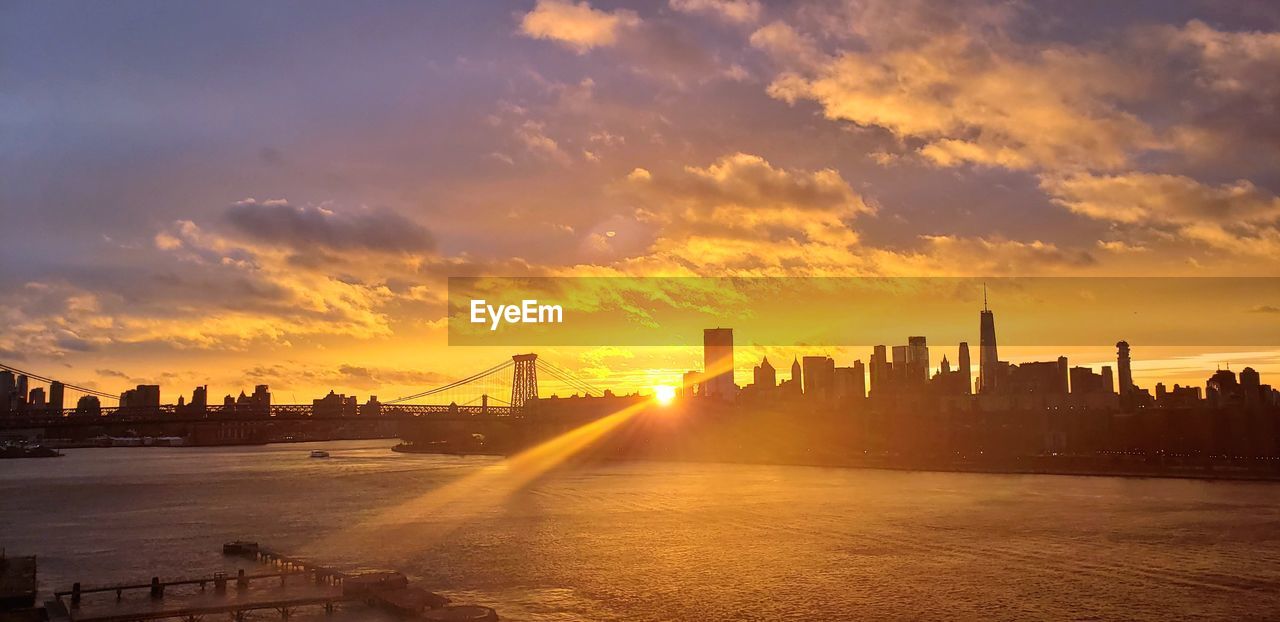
[802,356,835,400]
[702,328,735,399]
[978,290,999,395]
[907,336,929,382]
[957,342,972,395]
[752,357,776,390]
[120,384,161,410]
[1117,341,1134,400]
[787,357,802,396]
[869,345,889,397]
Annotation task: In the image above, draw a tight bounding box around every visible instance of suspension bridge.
[0,354,611,429]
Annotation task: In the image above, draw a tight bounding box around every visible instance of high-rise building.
[16,374,29,410]
[48,381,64,413]
[681,370,701,397]
[702,328,735,399]
[1206,368,1239,407]
[0,371,14,414]
[753,357,776,389]
[802,356,836,400]
[869,345,889,397]
[1116,341,1133,398]
[1241,366,1262,407]
[1069,366,1112,394]
[790,357,802,394]
[120,384,161,410]
[978,290,998,394]
[907,336,929,382]
[1004,357,1069,395]
[834,364,865,400]
[891,345,907,373]
[957,342,971,395]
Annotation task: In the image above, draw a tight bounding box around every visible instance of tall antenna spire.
[983,282,988,311]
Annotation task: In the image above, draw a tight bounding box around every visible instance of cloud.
[1043,172,1280,225]
[515,120,573,165]
[1043,172,1280,256]
[749,21,822,69]
[612,152,873,274]
[670,0,762,24]
[224,199,435,254]
[1143,20,1280,169]
[519,0,639,53]
[1250,305,1280,314]
[763,33,1153,171]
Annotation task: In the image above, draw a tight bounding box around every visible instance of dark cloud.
[1250,304,1280,314]
[225,200,436,254]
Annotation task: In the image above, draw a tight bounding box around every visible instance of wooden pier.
[41,542,497,622]
[0,551,38,616]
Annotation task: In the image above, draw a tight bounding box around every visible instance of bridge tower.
[511,354,539,409]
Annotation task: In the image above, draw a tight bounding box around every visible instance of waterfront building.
[49,381,64,413]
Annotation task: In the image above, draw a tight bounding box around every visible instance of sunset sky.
[4,0,1280,403]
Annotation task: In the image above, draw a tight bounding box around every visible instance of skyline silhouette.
[4,2,1280,404]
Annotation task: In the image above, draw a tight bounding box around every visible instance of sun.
[653,385,677,406]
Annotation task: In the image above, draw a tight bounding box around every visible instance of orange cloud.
[519,0,639,53]
[763,33,1154,171]
[1043,172,1280,257]
[670,0,761,25]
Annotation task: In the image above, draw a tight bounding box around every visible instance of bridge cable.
[539,359,604,394]
[0,363,119,400]
[385,360,514,404]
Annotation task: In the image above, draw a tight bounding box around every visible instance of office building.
[957,342,972,395]
[703,328,735,399]
[979,294,999,394]
[802,356,836,400]
[1117,341,1134,399]
[753,357,776,390]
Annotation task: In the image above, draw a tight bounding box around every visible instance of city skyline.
[4,1,1280,400]
[5,297,1275,415]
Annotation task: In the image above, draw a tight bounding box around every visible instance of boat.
[0,444,63,459]
[309,450,330,458]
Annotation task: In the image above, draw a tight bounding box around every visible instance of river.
[3,440,1279,620]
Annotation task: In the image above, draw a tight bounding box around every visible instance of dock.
[38,542,497,621]
[0,552,38,610]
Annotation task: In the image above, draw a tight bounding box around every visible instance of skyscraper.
[869,345,888,397]
[790,357,802,395]
[907,336,929,382]
[802,356,836,400]
[978,289,998,394]
[1116,341,1133,398]
[957,342,972,395]
[753,357,776,389]
[16,374,29,409]
[0,371,14,414]
[703,328,734,399]
[49,381,64,413]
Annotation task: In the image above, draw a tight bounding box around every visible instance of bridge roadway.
[0,403,518,430]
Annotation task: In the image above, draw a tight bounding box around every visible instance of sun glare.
[653,385,677,405]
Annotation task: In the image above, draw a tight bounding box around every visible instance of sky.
[3,0,1280,403]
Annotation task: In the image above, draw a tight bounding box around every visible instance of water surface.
[3,440,1279,620]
